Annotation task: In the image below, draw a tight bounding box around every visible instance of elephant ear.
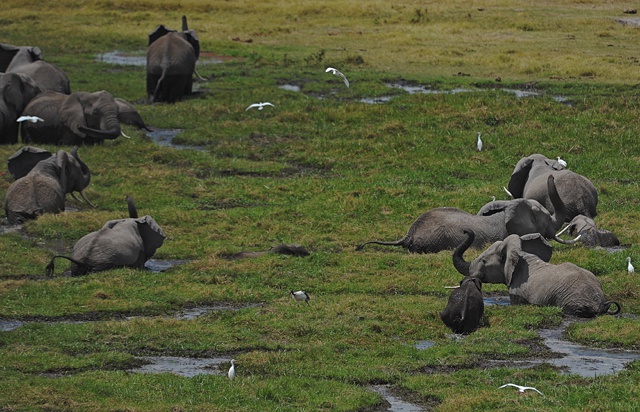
[0,43,20,71]
[7,146,53,179]
[183,29,200,60]
[135,216,166,259]
[519,233,553,262]
[60,92,89,138]
[502,236,524,287]
[504,199,539,236]
[148,25,175,46]
[507,156,534,198]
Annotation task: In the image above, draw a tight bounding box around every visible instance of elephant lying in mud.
[45,196,166,276]
[453,230,621,317]
[0,42,71,94]
[507,154,598,221]
[4,147,92,224]
[357,175,578,254]
[440,276,484,334]
[225,244,310,259]
[558,215,620,248]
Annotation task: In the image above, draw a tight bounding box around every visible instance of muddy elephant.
[357,175,577,254]
[4,147,92,224]
[147,15,200,103]
[45,196,166,276]
[19,91,147,145]
[559,214,620,248]
[453,230,621,317]
[0,72,44,144]
[0,43,70,93]
[507,154,598,221]
[439,276,484,334]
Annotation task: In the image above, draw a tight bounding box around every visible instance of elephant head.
[45,196,166,276]
[507,154,598,221]
[4,147,92,224]
[559,214,620,248]
[0,72,44,144]
[439,276,484,334]
[21,90,123,145]
[0,42,70,94]
[452,230,620,317]
[115,98,151,131]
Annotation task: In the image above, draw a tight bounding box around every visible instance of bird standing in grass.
[477,132,483,151]
[228,359,236,380]
[325,67,350,88]
[290,290,310,304]
[628,257,635,273]
[499,383,543,395]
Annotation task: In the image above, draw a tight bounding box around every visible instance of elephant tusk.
[71,192,82,203]
[194,68,207,81]
[503,186,514,199]
[444,285,460,289]
[555,224,571,237]
[554,234,581,244]
[121,131,131,139]
[79,191,96,208]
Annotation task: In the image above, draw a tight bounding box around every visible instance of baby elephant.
[440,277,484,334]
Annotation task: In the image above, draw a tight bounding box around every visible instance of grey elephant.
[507,154,598,221]
[115,98,152,131]
[0,43,70,94]
[4,147,92,224]
[439,276,484,334]
[560,214,620,248]
[20,91,146,145]
[147,15,200,103]
[0,72,44,144]
[453,230,621,317]
[45,196,166,276]
[356,175,577,254]
[7,146,53,179]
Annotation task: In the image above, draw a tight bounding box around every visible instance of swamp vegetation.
[1,0,639,410]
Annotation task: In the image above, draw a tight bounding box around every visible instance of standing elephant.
[560,214,620,248]
[146,15,200,103]
[507,154,598,221]
[45,196,166,276]
[452,230,621,317]
[20,90,127,145]
[4,147,92,224]
[0,43,70,94]
[439,276,484,334]
[356,175,577,253]
[0,72,44,144]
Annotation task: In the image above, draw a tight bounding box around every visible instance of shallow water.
[146,128,205,151]
[144,259,189,273]
[483,295,511,306]
[129,356,231,377]
[413,340,435,350]
[370,385,424,412]
[96,51,229,67]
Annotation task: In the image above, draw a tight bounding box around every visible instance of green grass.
[1,0,640,410]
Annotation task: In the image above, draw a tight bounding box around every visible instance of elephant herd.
[0,16,199,145]
[357,153,622,333]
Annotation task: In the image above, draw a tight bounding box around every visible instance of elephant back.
[73,219,147,270]
[524,170,597,221]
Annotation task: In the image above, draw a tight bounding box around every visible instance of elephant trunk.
[70,146,91,191]
[452,230,475,276]
[546,174,567,230]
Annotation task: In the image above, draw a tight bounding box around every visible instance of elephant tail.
[604,301,621,315]
[355,236,408,251]
[45,255,89,276]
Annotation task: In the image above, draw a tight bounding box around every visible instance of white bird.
[325,67,350,88]
[491,196,496,202]
[245,102,275,111]
[477,132,483,151]
[628,257,635,273]
[499,383,543,395]
[290,290,310,305]
[228,359,236,380]
[16,115,44,123]
[557,156,567,168]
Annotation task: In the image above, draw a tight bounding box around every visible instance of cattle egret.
[228,359,236,380]
[628,257,635,273]
[499,383,543,395]
[245,102,275,111]
[290,290,310,304]
[325,67,350,88]
[491,196,496,202]
[477,132,483,151]
[557,156,567,168]
[16,116,44,123]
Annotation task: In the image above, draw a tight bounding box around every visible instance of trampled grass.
[1,0,639,410]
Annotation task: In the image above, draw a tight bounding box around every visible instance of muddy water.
[96,51,229,67]
[144,259,188,273]
[145,128,206,151]
[129,356,231,377]
[370,385,425,412]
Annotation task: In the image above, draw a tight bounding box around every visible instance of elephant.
[559,214,620,248]
[45,196,166,276]
[0,43,70,94]
[4,146,92,224]
[115,98,152,131]
[356,175,578,254]
[147,15,200,103]
[507,154,598,221]
[0,72,44,144]
[452,229,621,317]
[7,146,53,179]
[19,91,147,145]
[439,276,484,334]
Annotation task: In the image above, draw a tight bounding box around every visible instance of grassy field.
[1,0,640,410]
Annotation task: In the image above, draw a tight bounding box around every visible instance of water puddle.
[144,259,189,273]
[146,128,205,151]
[413,340,435,350]
[387,83,474,95]
[370,385,425,412]
[483,295,511,306]
[278,84,301,92]
[129,356,231,377]
[96,51,230,67]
